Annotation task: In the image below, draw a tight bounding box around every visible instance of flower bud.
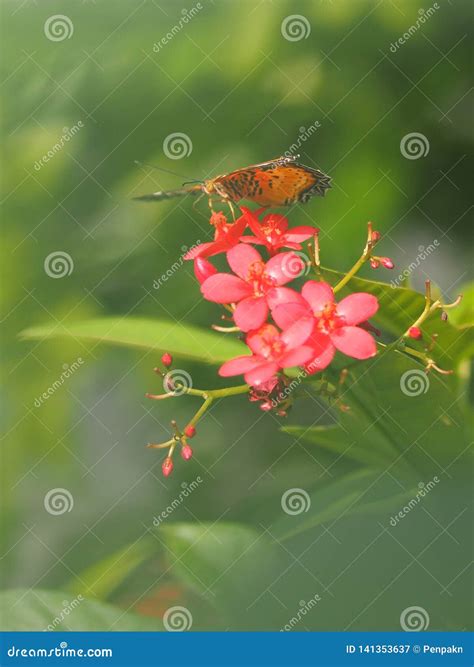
[369,258,380,269]
[371,231,381,243]
[380,257,394,269]
[194,257,218,284]
[162,457,173,477]
[181,444,193,461]
[184,425,196,438]
[441,311,448,322]
[161,353,173,368]
[408,326,422,340]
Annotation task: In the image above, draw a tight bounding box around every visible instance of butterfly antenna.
[134,160,198,182]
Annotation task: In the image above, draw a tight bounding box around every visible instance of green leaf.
[0,589,157,631]
[20,317,246,364]
[67,538,156,601]
[320,268,474,365]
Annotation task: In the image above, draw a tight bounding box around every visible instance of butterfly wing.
[214,161,331,206]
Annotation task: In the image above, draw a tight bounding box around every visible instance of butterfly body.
[134,156,331,207]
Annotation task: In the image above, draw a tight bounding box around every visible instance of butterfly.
[134,155,331,208]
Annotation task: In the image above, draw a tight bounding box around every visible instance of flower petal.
[305,341,335,374]
[279,345,315,368]
[226,243,261,279]
[331,326,377,359]
[265,251,305,285]
[301,280,334,313]
[246,324,280,355]
[336,293,379,326]
[270,295,311,329]
[219,355,261,377]
[184,241,223,260]
[233,296,268,332]
[244,361,279,387]
[261,213,288,232]
[201,274,251,303]
[194,257,217,284]
[284,226,318,243]
[280,316,314,348]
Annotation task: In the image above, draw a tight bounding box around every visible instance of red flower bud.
[161,353,173,368]
[184,425,196,438]
[370,258,380,269]
[181,444,193,461]
[162,457,173,477]
[371,231,381,243]
[408,326,422,340]
[380,257,394,269]
[194,257,218,284]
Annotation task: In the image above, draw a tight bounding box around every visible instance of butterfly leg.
[224,199,236,221]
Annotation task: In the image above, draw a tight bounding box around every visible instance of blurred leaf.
[446,281,474,329]
[159,522,284,629]
[20,318,246,364]
[67,538,156,601]
[0,589,157,631]
[271,469,416,541]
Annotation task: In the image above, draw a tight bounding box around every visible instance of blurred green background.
[1,0,473,632]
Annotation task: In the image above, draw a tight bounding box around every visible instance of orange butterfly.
[134,155,331,208]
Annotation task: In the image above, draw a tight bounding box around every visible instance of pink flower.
[272,280,379,372]
[239,207,318,255]
[201,243,305,331]
[193,257,217,284]
[219,318,315,387]
[184,211,248,260]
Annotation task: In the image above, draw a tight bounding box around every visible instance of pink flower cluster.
[185,208,379,389]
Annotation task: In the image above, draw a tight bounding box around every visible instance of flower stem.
[333,222,374,293]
